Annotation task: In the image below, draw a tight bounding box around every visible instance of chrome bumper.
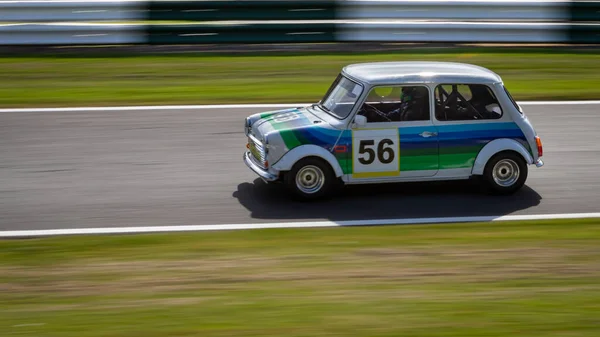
[243,151,279,182]
[535,158,544,168]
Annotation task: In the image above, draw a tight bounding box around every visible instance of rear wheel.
[284,157,336,200]
[482,151,528,195]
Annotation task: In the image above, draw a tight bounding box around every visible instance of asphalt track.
[1,103,599,231]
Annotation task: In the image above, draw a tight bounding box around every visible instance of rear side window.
[503,86,523,114]
[435,84,503,121]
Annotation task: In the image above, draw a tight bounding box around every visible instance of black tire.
[482,151,528,195]
[284,157,337,201]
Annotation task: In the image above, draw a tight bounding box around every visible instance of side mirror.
[353,115,367,128]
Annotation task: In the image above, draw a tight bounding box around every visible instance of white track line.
[1,101,600,113]
[0,104,309,113]
[2,212,599,238]
[518,100,600,105]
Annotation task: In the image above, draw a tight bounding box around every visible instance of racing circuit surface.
[1,103,599,231]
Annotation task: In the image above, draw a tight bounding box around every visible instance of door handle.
[419,131,438,138]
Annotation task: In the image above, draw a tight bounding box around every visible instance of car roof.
[342,61,502,85]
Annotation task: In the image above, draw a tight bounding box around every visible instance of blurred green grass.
[1,219,599,336]
[1,49,600,107]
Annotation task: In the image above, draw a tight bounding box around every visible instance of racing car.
[243,61,543,200]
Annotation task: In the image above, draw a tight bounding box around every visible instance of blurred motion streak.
[0,0,599,45]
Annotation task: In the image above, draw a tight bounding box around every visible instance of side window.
[435,84,503,121]
[357,85,430,123]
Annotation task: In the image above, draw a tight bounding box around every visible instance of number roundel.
[273,112,300,123]
[358,139,395,165]
[352,129,400,177]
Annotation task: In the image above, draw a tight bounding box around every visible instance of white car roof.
[342,61,502,85]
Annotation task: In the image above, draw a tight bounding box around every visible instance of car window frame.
[502,85,523,115]
[433,83,504,123]
[354,84,433,126]
[319,73,366,120]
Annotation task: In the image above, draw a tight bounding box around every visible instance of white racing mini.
[243,61,544,200]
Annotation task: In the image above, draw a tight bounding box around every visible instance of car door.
[348,84,439,183]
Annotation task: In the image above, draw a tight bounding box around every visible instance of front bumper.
[535,158,544,168]
[243,151,279,182]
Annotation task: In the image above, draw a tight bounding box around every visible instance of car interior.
[357,86,430,123]
[435,84,503,121]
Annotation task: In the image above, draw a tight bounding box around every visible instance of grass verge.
[1,218,600,336]
[1,48,600,107]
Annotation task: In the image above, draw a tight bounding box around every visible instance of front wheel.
[482,151,528,195]
[284,157,336,200]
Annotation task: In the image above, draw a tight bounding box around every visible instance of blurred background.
[2,1,600,337]
[2,0,599,46]
[1,0,600,108]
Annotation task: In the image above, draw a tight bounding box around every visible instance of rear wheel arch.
[472,138,533,176]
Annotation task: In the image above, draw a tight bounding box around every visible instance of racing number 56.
[352,129,400,177]
[357,139,395,165]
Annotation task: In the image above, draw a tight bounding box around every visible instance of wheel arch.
[271,144,344,178]
[472,138,533,175]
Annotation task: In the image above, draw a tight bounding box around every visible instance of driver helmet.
[401,87,415,102]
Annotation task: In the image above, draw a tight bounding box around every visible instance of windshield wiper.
[309,102,327,113]
[318,102,332,114]
[309,102,336,118]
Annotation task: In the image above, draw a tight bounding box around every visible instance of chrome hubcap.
[295,165,325,194]
[492,159,520,187]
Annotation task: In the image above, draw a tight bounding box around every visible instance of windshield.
[319,74,364,119]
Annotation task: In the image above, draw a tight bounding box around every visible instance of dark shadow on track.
[233,179,542,221]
